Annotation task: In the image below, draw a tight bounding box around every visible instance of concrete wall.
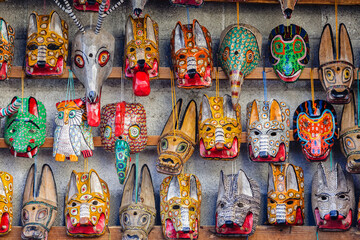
[0,0,359,229]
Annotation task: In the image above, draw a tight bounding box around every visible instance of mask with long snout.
[279,0,298,19]
[21,164,58,240]
[312,163,354,231]
[0,18,15,80]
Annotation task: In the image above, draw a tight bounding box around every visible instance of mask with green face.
[269,24,310,82]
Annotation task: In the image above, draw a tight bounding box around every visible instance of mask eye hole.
[172,205,180,210]
[325,69,335,82]
[9,129,15,133]
[198,54,205,58]
[124,214,130,224]
[270,199,275,204]
[58,111,64,119]
[343,67,352,82]
[141,215,148,224]
[36,209,48,220]
[220,203,225,208]
[160,138,168,150]
[320,195,328,201]
[104,125,112,140]
[71,202,79,207]
[69,110,76,119]
[129,125,140,139]
[226,127,232,131]
[254,130,260,136]
[27,44,38,51]
[92,200,98,205]
[74,55,85,68]
[246,50,254,63]
[177,142,188,153]
[237,202,243,208]
[22,209,29,221]
[339,194,346,199]
[98,50,110,67]
[29,129,37,134]
[286,201,294,205]
[234,50,239,56]
[179,54,186,59]
[270,132,277,136]
[130,48,135,52]
[145,47,151,51]
[189,207,195,211]
[47,43,60,50]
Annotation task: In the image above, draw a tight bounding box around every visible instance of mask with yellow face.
[0,172,13,236]
[0,18,15,80]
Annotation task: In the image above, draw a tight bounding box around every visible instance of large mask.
[0,18,15,80]
[267,163,304,225]
[26,11,68,76]
[247,99,290,162]
[279,0,297,19]
[119,164,156,240]
[215,170,260,236]
[0,172,13,236]
[293,100,338,162]
[199,94,241,160]
[160,173,202,240]
[125,15,159,96]
[21,164,57,240]
[170,20,212,89]
[5,97,46,158]
[219,24,261,108]
[269,24,310,82]
[312,163,354,231]
[319,24,354,104]
[65,169,110,237]
[53,98,94,162]
[73,0,110,12]
[157,99,197,175]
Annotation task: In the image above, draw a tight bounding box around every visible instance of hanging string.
[66,69,75,102]
[21,70,24,112]
[120,66,124,102]
[170,70,179,133]
[107,225,111,240]
[335,0,338,60]
[286,18,289,27]
[135,153,139,203]
[316,228,319,240]
[186,7,190,28]
[357,69,360,127]
[84,158,88,173]
[236,2,240,28]
[43,0,46,14]
[216,65,220,99]
[33,155,37,200]
[310,68,315,110]
[263,66,267,102]
[330,151,333,170]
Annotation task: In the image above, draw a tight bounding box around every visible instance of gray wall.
[0,0,359,228]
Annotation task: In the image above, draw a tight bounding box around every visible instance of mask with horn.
[73,0,110,12]
[0,18,15,80]
[278,0,298,19]
[0,172,13,236]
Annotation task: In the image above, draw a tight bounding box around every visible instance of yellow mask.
[0,172,13,236]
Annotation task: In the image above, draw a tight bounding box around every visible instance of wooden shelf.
[205,0,360,5]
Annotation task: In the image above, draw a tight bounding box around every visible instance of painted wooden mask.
[312,163,354,231]
[267,163,304,225]
[0,172,13,236]
[119,164,156,240]
[215,170,260,236]
[125,15,159,96]
[247,99,290,162]
[293,100,338,162]
[170,0,203,7]
[157,99,197,175]
[131,0,148,17]
[53,98,94,162]
[0,18,15,80]
[5,97,46,158]
[219,24,261,108]
[160,173,202,240]
[269,24,310,82]
[26,11,69,76]
[65,169,110,237]
[319,24,354,104]
[170,20,212,89]
[74,0,110,12]
[199,94,241,160]
[21,164,57,240]
[279,0,297,19]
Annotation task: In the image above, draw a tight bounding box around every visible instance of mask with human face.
[0,18,15,80]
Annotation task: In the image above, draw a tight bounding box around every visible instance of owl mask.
[267,163,305,225]
[312,163,354,231]
[0,172,13,236]
[319,24,354,104]
[199,94,241,160]
[293,100,338,162]
[125,15,159,96]
[65,169,110,237]
[279,0,298,19]
[160,174,202,240]
[73,0,110,12]
[26,11,69,76]
[119,164,156,240]
[269,24,310,82]
[0,18,15,80]
[215,170,260,237]
[170,20,212,89]
[219,24,262,108]
[5,97,46,158]
[247,99,290,162]
[21,164,58,240]
[157,99,197,175]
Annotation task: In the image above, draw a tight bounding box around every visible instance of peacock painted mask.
[279,0,298,19]
[0,172,13,236]
[73,0,110,12]
[0,18,15,80]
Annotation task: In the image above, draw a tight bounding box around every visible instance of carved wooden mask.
[267,163,304,225]
[73,0,110,12]
[115,139,131,185]
[160,173,202,240]
[312,163,354,231]
[170,20,212,89]
[279,0,298,19]
[170,0,203,7]
[199,94,241,160]
[131,0,148,17]
[319,24,354,104]
[0,18,15,80]
[215,170,260,236]
[0,172,13,236]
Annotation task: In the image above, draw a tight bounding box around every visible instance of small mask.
[53,98,94,162]
[26,11,69,76]
[171,20,212,89]
[199,94,241,160]
[319,24,354,104]
[160,173,202,240]
[0,172,13,236]
[247,99,290,162]
[157,99,197,175]
[279,0,297,19]
[65,169,110,237]
[219,24,262,108]
[269,24,310,82]
[21,164,58,240]
[119,164,156,240]
[5,97,46,158]
[125,15,159,96]
[100,101,147,153]
[170,0,203,7]
[0,18,15,80]
[131,0,148,17]
[73,0,110,12]
[267,163,305,225]
[312,163,354,231]
[293,100,339,162]
[215,170,260,236]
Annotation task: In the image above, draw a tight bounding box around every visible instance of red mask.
[73,0,110,12]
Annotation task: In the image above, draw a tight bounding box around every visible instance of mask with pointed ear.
[124,14,159,96]
[157,99,197,175]
[73,0,110,12]
[215,169,260,236]
[246,99,290,162]
[0,18,15,80]
[312,163,354,231]
[160,173,202,239]
[199,94,241,160]
[21,164,58,240]
[65,169,110,237]
[170,0,203,7]
[279,0,298,19]
[0,172,13,236]
[170,20,213,89]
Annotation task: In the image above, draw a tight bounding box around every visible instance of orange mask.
[0,172,13,236]
[0,18,15,80]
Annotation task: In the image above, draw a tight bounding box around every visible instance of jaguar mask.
[0,18,15,80]
[73,0,110,12]
[279,0,298,19]
[0,172,13,236]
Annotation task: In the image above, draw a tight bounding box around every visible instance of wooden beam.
[204,0,360,5]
